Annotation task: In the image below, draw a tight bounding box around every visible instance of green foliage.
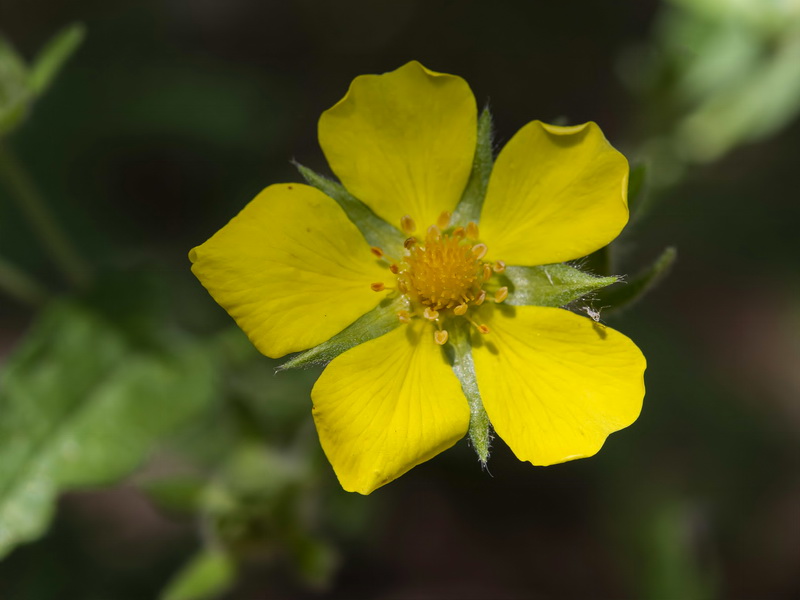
[0,300,217,558]
[502,263,619,307]
[27,24,85,96]
[627,162,649,222]
[0,38,29,136]
[599,247,677,315]
[278,295,408,370]
[195,443,338,589]
[452,107,494,225]
[0,24,84,137]
[161,548,236,600]
[294,162,405,258]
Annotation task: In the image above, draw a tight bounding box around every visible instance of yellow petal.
[479,121,629,266]
[311,320,469,494]
[318,61,477,230]
[472,305,645,465]
[189,184,387,358]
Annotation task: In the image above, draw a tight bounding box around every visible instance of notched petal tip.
[479,119,630,266]
[318,60,478,230]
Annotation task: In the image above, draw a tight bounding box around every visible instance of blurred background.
[1,0,800,598]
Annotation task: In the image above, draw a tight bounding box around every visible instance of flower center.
[369,212,508,346]
[401,227,483,311]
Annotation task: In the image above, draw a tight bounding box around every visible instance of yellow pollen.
[400,215,416,234]
[400,228,484,312]
[482,263,493,281]
[434,329,449,345]
[472,243,488,260]
[423,307,439,320]
[454,303,468,316]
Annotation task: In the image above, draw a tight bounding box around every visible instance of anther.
[397,310,411,324]
[389,264,400,274]
[401,215,416,234]
[466,222,480,240]
[454,303,468,316]
[370,247,383,258]
[478,324,490,334]
[427,225,441,241]
[434,329,449,345]
[371,282,385,292]
[493,260,506,273]
[404,237,417,249]
[472,243,488,260]
[494,286,508,303]
[482,264,493,281]
[475,290,487,305]
[437,211,451,229]
[423,307,439,321]
[452,227,465,240]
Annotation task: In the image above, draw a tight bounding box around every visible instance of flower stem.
[0,142,91,287]
[0,255,48,307]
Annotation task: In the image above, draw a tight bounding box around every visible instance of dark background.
[1,0,800,598]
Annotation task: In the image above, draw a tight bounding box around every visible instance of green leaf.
[452,106,494,225]
[161,547,236,600]
[446,324,492,465]
[627,162,656,223]
[278,295,408,370]
[501,263,619,307]
[294,162,405,257]
[0,301,217,558]
[28,23,85,96]
[600,247,677,314]
[0,37,31,136]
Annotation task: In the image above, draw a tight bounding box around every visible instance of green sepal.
[501,263,619,307]
[451,106,494,225]
[28,23,85,95]
[600,247,676,315]
[446,323,492,465]
[278,295,409,370]
[294,162,404,257]
[161,547,236,600]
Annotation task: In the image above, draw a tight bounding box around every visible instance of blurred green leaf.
[28,23,85,96]
[161,547,236,600]
[295,162,405,257]
[502,263,619,307]
[627,162,649,221]
[0,37,30,136]
[292,536,338,590]
[641,497,718,600]
[0,301,217,558]
[279,295,408,370]
[600,247,677,314]
[452,106,494,225]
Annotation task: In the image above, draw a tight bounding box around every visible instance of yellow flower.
[190,61,646,495]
